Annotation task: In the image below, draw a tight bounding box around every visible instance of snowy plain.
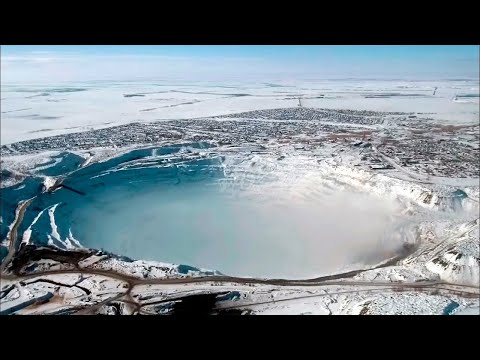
[1,79,478,144]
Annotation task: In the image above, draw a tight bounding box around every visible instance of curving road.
[0,197,35,273]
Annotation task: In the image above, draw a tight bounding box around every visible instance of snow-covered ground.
[1,79,479,315]
[1,79,478,144]
[1,246,478,315]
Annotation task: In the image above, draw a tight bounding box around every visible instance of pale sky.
[1,45,478,83]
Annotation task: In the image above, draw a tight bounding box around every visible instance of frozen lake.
[76,184,401,278]
[6,145,403,278]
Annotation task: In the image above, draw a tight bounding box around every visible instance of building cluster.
[374,136,479,178]
[356,125,479,178]
[2,107,478,179]
[210,108,386,125]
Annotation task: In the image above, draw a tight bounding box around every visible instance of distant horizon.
[1,76,479,87]
[1,45,478,84]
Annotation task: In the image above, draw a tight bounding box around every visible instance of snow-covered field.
[1,79,478,144]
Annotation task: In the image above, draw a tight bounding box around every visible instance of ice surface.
[8,146,404,279]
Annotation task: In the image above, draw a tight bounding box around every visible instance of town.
[2,107,478,180]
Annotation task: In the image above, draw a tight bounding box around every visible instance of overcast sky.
[1,45,478,83]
